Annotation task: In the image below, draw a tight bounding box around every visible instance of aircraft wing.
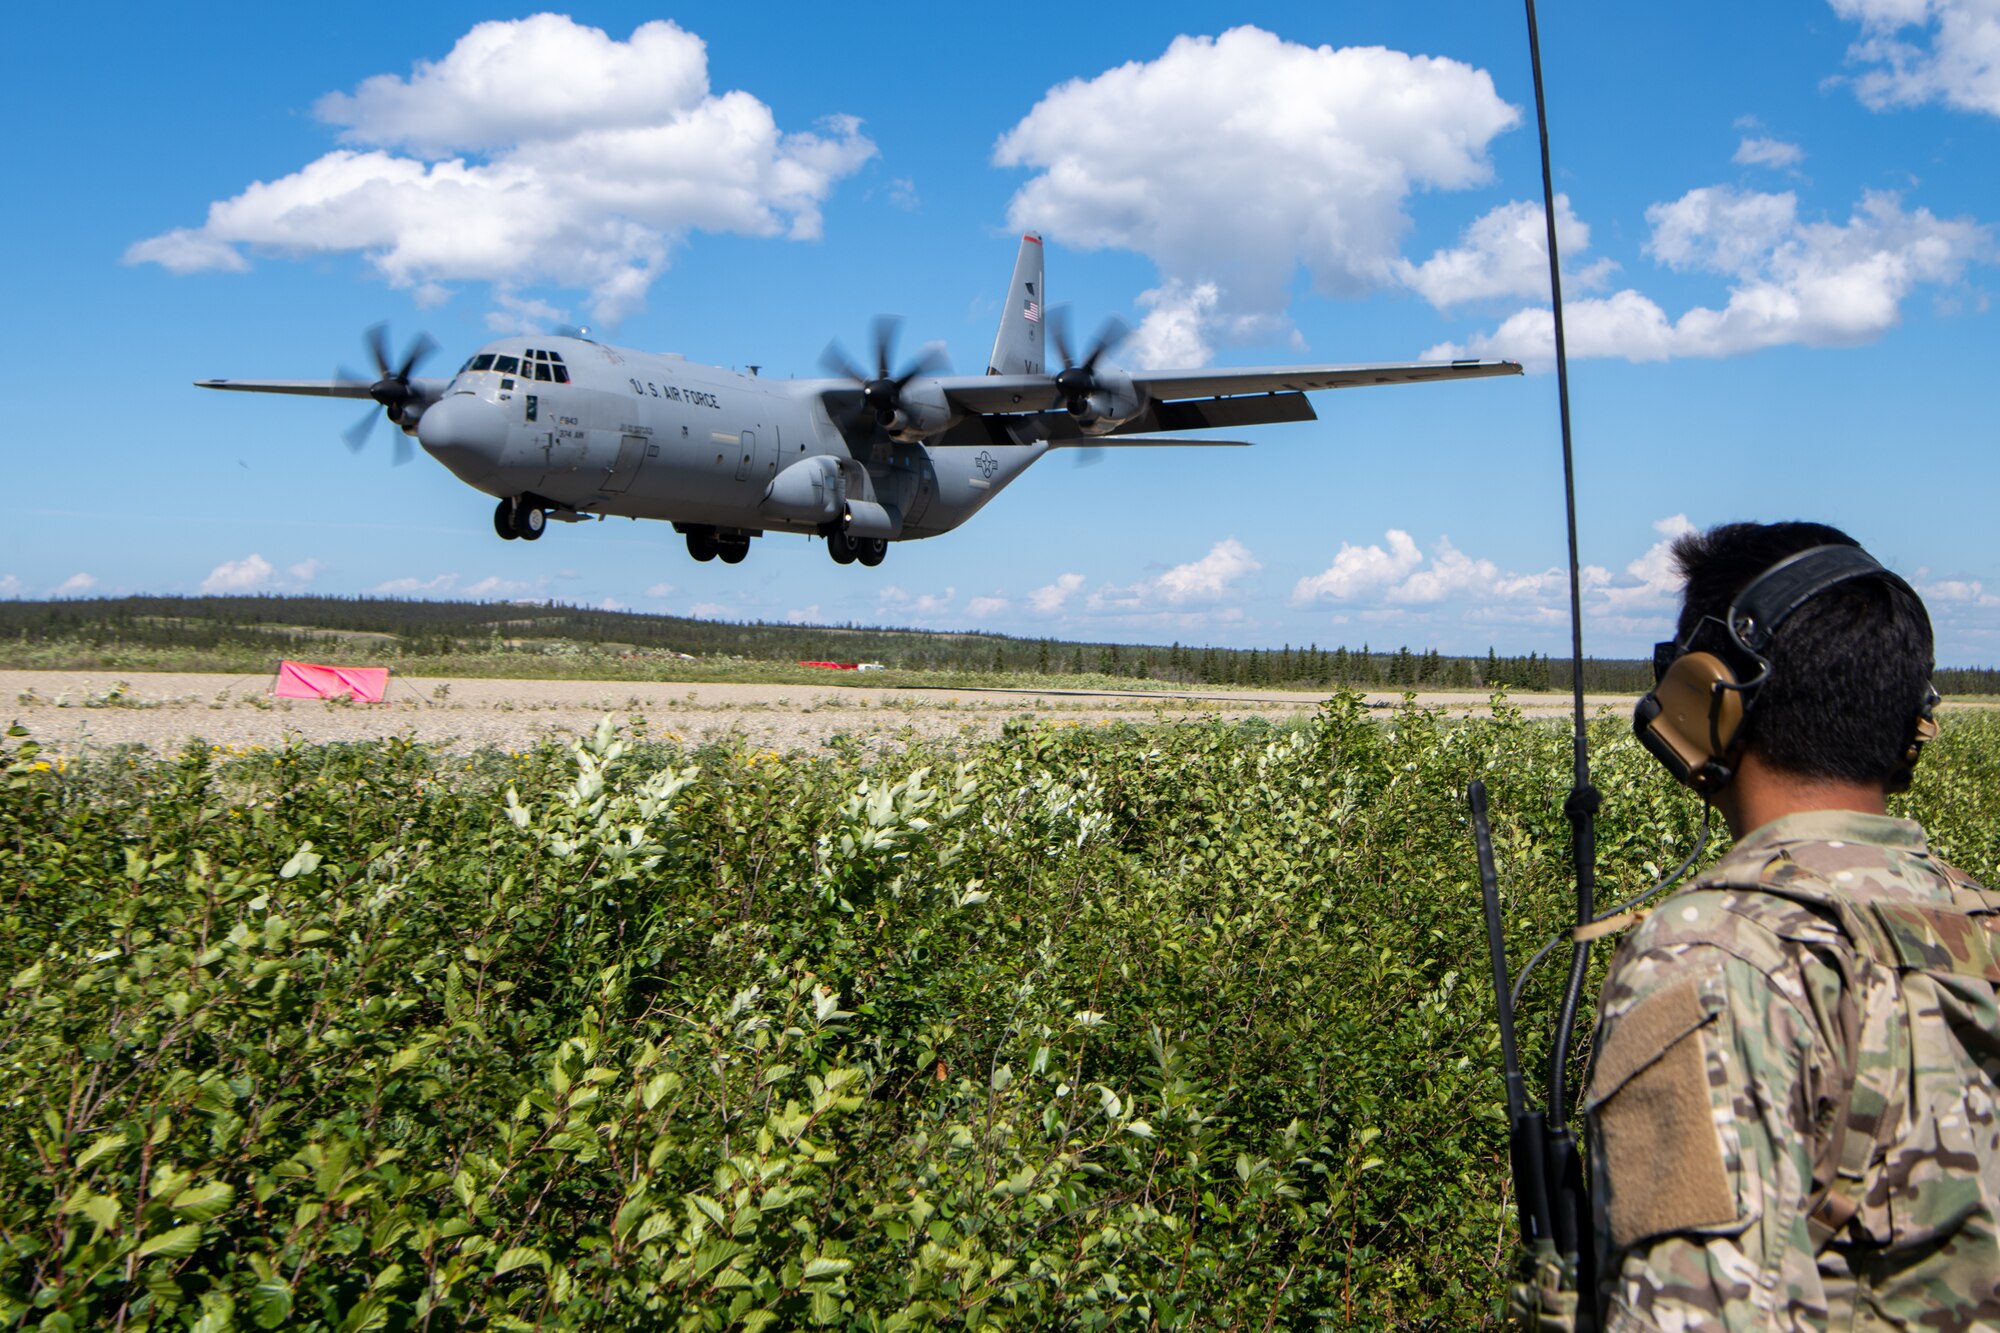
[195,378,378,399]
[1128,359,1522,399]
[935,358,1520,416]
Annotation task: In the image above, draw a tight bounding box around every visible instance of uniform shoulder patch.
[1589,974,1741,1251]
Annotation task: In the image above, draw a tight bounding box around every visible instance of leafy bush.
[4,702,1996,1330]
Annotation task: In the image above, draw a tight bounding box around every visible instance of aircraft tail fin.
[986,233,1045,376]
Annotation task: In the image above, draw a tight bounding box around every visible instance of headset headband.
[1726,544,1916,657]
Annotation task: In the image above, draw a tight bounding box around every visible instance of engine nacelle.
[879,379,956,443]
[1068,368,1146,436]
[762,455,845,522]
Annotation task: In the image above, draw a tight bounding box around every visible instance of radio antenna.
[1467,3,1603,1318]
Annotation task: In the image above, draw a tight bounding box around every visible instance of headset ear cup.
[1635,651,1745,792]
[1888,692,1941,793]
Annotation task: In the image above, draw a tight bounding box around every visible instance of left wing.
[935,358,1520,416]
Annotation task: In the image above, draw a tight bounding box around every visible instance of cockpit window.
[534,362,553,381]
[494,355,520,374]
[549,351,565,364]
[471,354,496,372]
[552,365,570,384]
[458,356,475,373]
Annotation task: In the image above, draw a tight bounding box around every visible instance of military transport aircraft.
[198,235,1520,568]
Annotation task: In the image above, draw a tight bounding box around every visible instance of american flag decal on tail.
[1023,299,1041,323]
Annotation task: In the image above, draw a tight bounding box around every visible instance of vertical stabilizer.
[986,234,1045,376]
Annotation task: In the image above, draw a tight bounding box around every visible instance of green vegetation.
[7,701,1999,1329]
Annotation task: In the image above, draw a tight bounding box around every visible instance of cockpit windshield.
[467,349,567,382]
[458,349,567,385]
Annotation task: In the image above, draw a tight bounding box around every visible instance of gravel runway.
[3,670,1636,758]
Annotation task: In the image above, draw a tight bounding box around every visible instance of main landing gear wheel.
[718,538,749,565]
[827,532,858,565]
[687,530,718,562]
[856,538,887,568]
[494,498,519,541]
[514,504,546,541]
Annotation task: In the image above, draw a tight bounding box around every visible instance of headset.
[1633,543,1938,795]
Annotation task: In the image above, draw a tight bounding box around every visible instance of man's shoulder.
[1608,816,1989,1013]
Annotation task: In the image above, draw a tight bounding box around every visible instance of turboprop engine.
[1050,310,1145,436]
[1067,366,1145,436]
[821,317,960,444]
[875,379,954,444]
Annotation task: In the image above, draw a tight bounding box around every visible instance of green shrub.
[4,702,1996,1330]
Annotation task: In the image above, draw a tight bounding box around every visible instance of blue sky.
[6,2,1997,661]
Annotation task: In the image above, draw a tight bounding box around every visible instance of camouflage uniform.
[1585,810,2000,1330]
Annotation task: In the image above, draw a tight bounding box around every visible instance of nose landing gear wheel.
[827,532,858,565]
[514,504,546,541]
[718,538,749,565]
[687,530,718,562]
[856,538,887,568]
[494,498,519,540]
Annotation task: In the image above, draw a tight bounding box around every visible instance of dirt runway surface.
[4,670,1639,758]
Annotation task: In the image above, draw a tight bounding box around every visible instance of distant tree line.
[7,595,2000,694]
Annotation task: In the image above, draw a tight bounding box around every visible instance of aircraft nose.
[417,395,507,484]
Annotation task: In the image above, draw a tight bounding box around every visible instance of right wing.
[195,379,377,398]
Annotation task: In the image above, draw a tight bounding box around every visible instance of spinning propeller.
[337,324,437,465]
[1049,307,1130,414]
[819,316,947,433]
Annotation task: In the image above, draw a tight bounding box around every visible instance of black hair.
[1671,521,1933,787]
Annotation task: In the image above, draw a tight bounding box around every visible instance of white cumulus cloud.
[201,554,276,594]
[645,582,675,599]
[1427,188,1990,366]
[1289,521,1725,638]
[786,605,823,624]
[1388,537,1569,605]
[996,26,1518,362]
[124,15,876,325]
[1092,540,1262,611]
[1833,0,2000,116]
[879,586,956,617]
[1292,530,1425,604]
[0,575,23,598]
[1919,578,2000,604]
[375,574,459,596]
[1733,135,1806,169]
[53,574,98,598]
[462,575,541,598]
[967,595,1010,618]
[1028,573,1086,614]
[1597,515,1696,612]
[1395,195,1614,309]
[1645,186,1802,278]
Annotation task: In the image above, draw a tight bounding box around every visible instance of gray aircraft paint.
[987,233,1047,377]
[198,234,1522,565]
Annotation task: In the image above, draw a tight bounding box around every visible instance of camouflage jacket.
[1584,810,2000,1331]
